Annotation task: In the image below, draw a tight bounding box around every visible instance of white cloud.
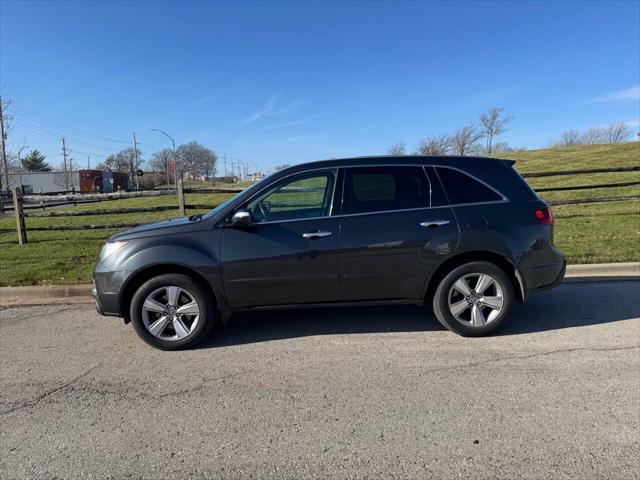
[261,118,313,131]
[589,85,640,103]
[238,91,299,126]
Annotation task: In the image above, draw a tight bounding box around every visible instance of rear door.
[337,165,459,302]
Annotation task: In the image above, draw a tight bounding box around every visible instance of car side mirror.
[231,209,252,227]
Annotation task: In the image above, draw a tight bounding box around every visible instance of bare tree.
[479,107,513,154]
[0,153,16,182]
[491,142,516,154]
[556,130,582,147]
[415,134,450,155]
[602,122,631,144]
[149,148,173,174]
[177,142,217,180]
[97,147,142,173]
[387,142,406,156]
[449,125,483,156]
[581,127,605,145]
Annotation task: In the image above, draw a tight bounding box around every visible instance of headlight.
[100,241,127,261]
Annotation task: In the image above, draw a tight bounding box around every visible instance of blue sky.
[1,0,638,172]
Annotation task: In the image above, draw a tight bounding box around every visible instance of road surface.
[1,281,639,479]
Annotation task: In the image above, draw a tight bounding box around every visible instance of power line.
[4,85,134,138]
[11,102,131,144]
[11,118,120,153]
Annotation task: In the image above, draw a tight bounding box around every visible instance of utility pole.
[0,96,10,192]
[223,155,228,177]
[87,156,90,170]
[69,158,75,192]
[62,137,69,191]
[132,131,139,190]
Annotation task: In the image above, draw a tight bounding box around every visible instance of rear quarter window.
[436,167,504,204]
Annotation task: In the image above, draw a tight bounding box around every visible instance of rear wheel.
[130,274,215,350]
[432,261,513,336]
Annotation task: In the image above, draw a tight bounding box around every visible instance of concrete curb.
[1,262,638,307]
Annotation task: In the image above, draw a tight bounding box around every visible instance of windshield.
[200,175,274,221]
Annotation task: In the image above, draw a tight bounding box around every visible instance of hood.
[111,216,196,240]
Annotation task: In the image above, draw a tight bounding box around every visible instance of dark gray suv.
[93,156,565,350]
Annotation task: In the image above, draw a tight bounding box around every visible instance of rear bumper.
[521,256,566,298]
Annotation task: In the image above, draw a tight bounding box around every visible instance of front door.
[221,169,341,308]
[338,165,459,301]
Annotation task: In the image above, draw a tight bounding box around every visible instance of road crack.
[1,364,100,416]
[428,345,639,373]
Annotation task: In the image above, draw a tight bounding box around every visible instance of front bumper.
[92,265,130,317]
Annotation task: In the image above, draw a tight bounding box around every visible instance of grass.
[0,142,638,286]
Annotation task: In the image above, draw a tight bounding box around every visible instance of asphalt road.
[1,281,639,479]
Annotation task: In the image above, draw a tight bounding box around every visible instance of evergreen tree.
[21,150,52,172]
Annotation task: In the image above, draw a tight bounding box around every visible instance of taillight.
[534,206,554,225]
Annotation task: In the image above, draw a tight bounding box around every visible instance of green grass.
[0,142,638,286]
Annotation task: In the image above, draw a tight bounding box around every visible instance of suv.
[93,156,565,350]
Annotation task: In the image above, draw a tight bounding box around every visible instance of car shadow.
[196,280,640,349]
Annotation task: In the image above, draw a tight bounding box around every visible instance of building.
[7,170,129,194]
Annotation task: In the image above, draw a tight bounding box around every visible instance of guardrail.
[2,165,639,243]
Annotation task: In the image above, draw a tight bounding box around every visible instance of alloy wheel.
[447,273,504,327]
[141,286,200,341]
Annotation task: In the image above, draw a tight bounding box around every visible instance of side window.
[247,171,335,223]
[436,167,503,204]
[344,166,431,215]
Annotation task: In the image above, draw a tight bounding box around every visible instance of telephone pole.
[0,96,10,192]
[223,155,228,177]
[132,131,140,190]
[62,137,69,191]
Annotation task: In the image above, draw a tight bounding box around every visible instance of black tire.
[129,273,215,350]
[432,261,514,337]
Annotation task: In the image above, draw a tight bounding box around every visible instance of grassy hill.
[0,142,638,286]
[502,142,639,267]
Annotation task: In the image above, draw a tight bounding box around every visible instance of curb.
[563,262,640,283]
[1,262,638,307]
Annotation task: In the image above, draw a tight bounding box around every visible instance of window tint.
[344,166,431,214]
[247,171,335,223]
[436,167,503,204]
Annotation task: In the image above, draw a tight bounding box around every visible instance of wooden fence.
[2,166,639,242]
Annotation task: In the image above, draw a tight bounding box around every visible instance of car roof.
[277,155,514,175]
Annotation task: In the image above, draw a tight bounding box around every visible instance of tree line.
[551,122,632,148]
[96,141,217,182]
[388,107,634,156]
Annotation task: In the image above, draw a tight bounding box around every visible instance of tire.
[432,261,514,337]
[129,273,215,350]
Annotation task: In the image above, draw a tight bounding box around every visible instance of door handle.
[302,231,333,239]
[420,220,450,228]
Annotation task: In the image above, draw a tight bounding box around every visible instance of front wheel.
[432,261,514,336]
[129,273,215,350]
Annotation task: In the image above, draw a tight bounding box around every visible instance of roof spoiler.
[501,159,516,167]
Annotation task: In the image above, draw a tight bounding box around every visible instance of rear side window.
[436,167,503,204]
[344,166,433,214]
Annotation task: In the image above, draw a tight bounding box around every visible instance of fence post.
[177,179,186,216]
[12,187,27,244]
